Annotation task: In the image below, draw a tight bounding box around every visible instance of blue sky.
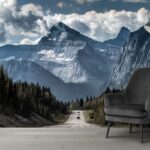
[0,0,150,45]
[18,0,150,14]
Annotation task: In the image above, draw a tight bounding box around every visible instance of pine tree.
[0,66,68,119]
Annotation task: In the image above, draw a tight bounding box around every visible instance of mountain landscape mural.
[0,0,149,102]
[0,21,150,101]
[1,1,150,149]
[0,22,130,101]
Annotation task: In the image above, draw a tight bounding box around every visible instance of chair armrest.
[145,97,150,112]
[104,93,128,108]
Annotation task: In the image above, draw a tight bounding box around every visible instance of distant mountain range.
[108,25,150,89]
[0,22,130,101]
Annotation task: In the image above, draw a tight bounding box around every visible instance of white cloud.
[0,0,49,45]
[0,0,16,10]
[56,2,66,8]
[76,0,100,4]
[122,0,147,3]
[0,0,16,19]
[20,38,38,45]
[45,8,150,42]
[20,38,34,45]
[0,0,150,45]
[110,0,147,2]
[137,7,150,22]
[19,3,44,17]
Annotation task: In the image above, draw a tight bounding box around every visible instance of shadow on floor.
[107,127,150,143]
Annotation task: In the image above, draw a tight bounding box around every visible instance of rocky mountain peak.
[117,27,130,39]
[104,27,130,47]
[38,22,83,45]
[108,25,150,89]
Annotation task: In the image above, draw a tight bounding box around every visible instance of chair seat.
[104,104,147,118]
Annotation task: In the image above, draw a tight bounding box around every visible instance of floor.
[0,111,150,150]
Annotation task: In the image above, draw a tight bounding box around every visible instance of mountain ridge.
[108,26,150,89]
[0,59,100,101]
[104,27,130,47]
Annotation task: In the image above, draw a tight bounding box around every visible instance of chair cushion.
[104,104,147,118]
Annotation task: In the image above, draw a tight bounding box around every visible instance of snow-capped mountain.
[37,22,109,83]
[0,22,130,100]
[108,25,150,89]
[35,22,128,84]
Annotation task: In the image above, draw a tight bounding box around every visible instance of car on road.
[77,116,80,119]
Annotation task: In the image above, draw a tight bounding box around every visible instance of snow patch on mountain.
[38,49,72,62]
[4,56,16,61]
[36,48,88,83]
[35,38,87,83]
[59,32,68,41]
[53,60,88,83]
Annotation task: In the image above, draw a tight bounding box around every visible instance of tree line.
[0,66,68,119]
[69,87,122,111]
[69,87,123,125]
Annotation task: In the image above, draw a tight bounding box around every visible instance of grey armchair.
[104,68,150,143]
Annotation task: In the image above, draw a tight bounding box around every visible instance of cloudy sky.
[0,0,150,45]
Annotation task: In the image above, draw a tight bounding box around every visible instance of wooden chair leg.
[140,124,143,143]
[106,121,111,138]
[129,124,132,134]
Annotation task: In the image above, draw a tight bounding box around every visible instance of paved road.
[0,111,150,150]
[63,110,95,128]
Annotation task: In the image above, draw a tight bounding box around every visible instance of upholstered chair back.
[126,68,150,105]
